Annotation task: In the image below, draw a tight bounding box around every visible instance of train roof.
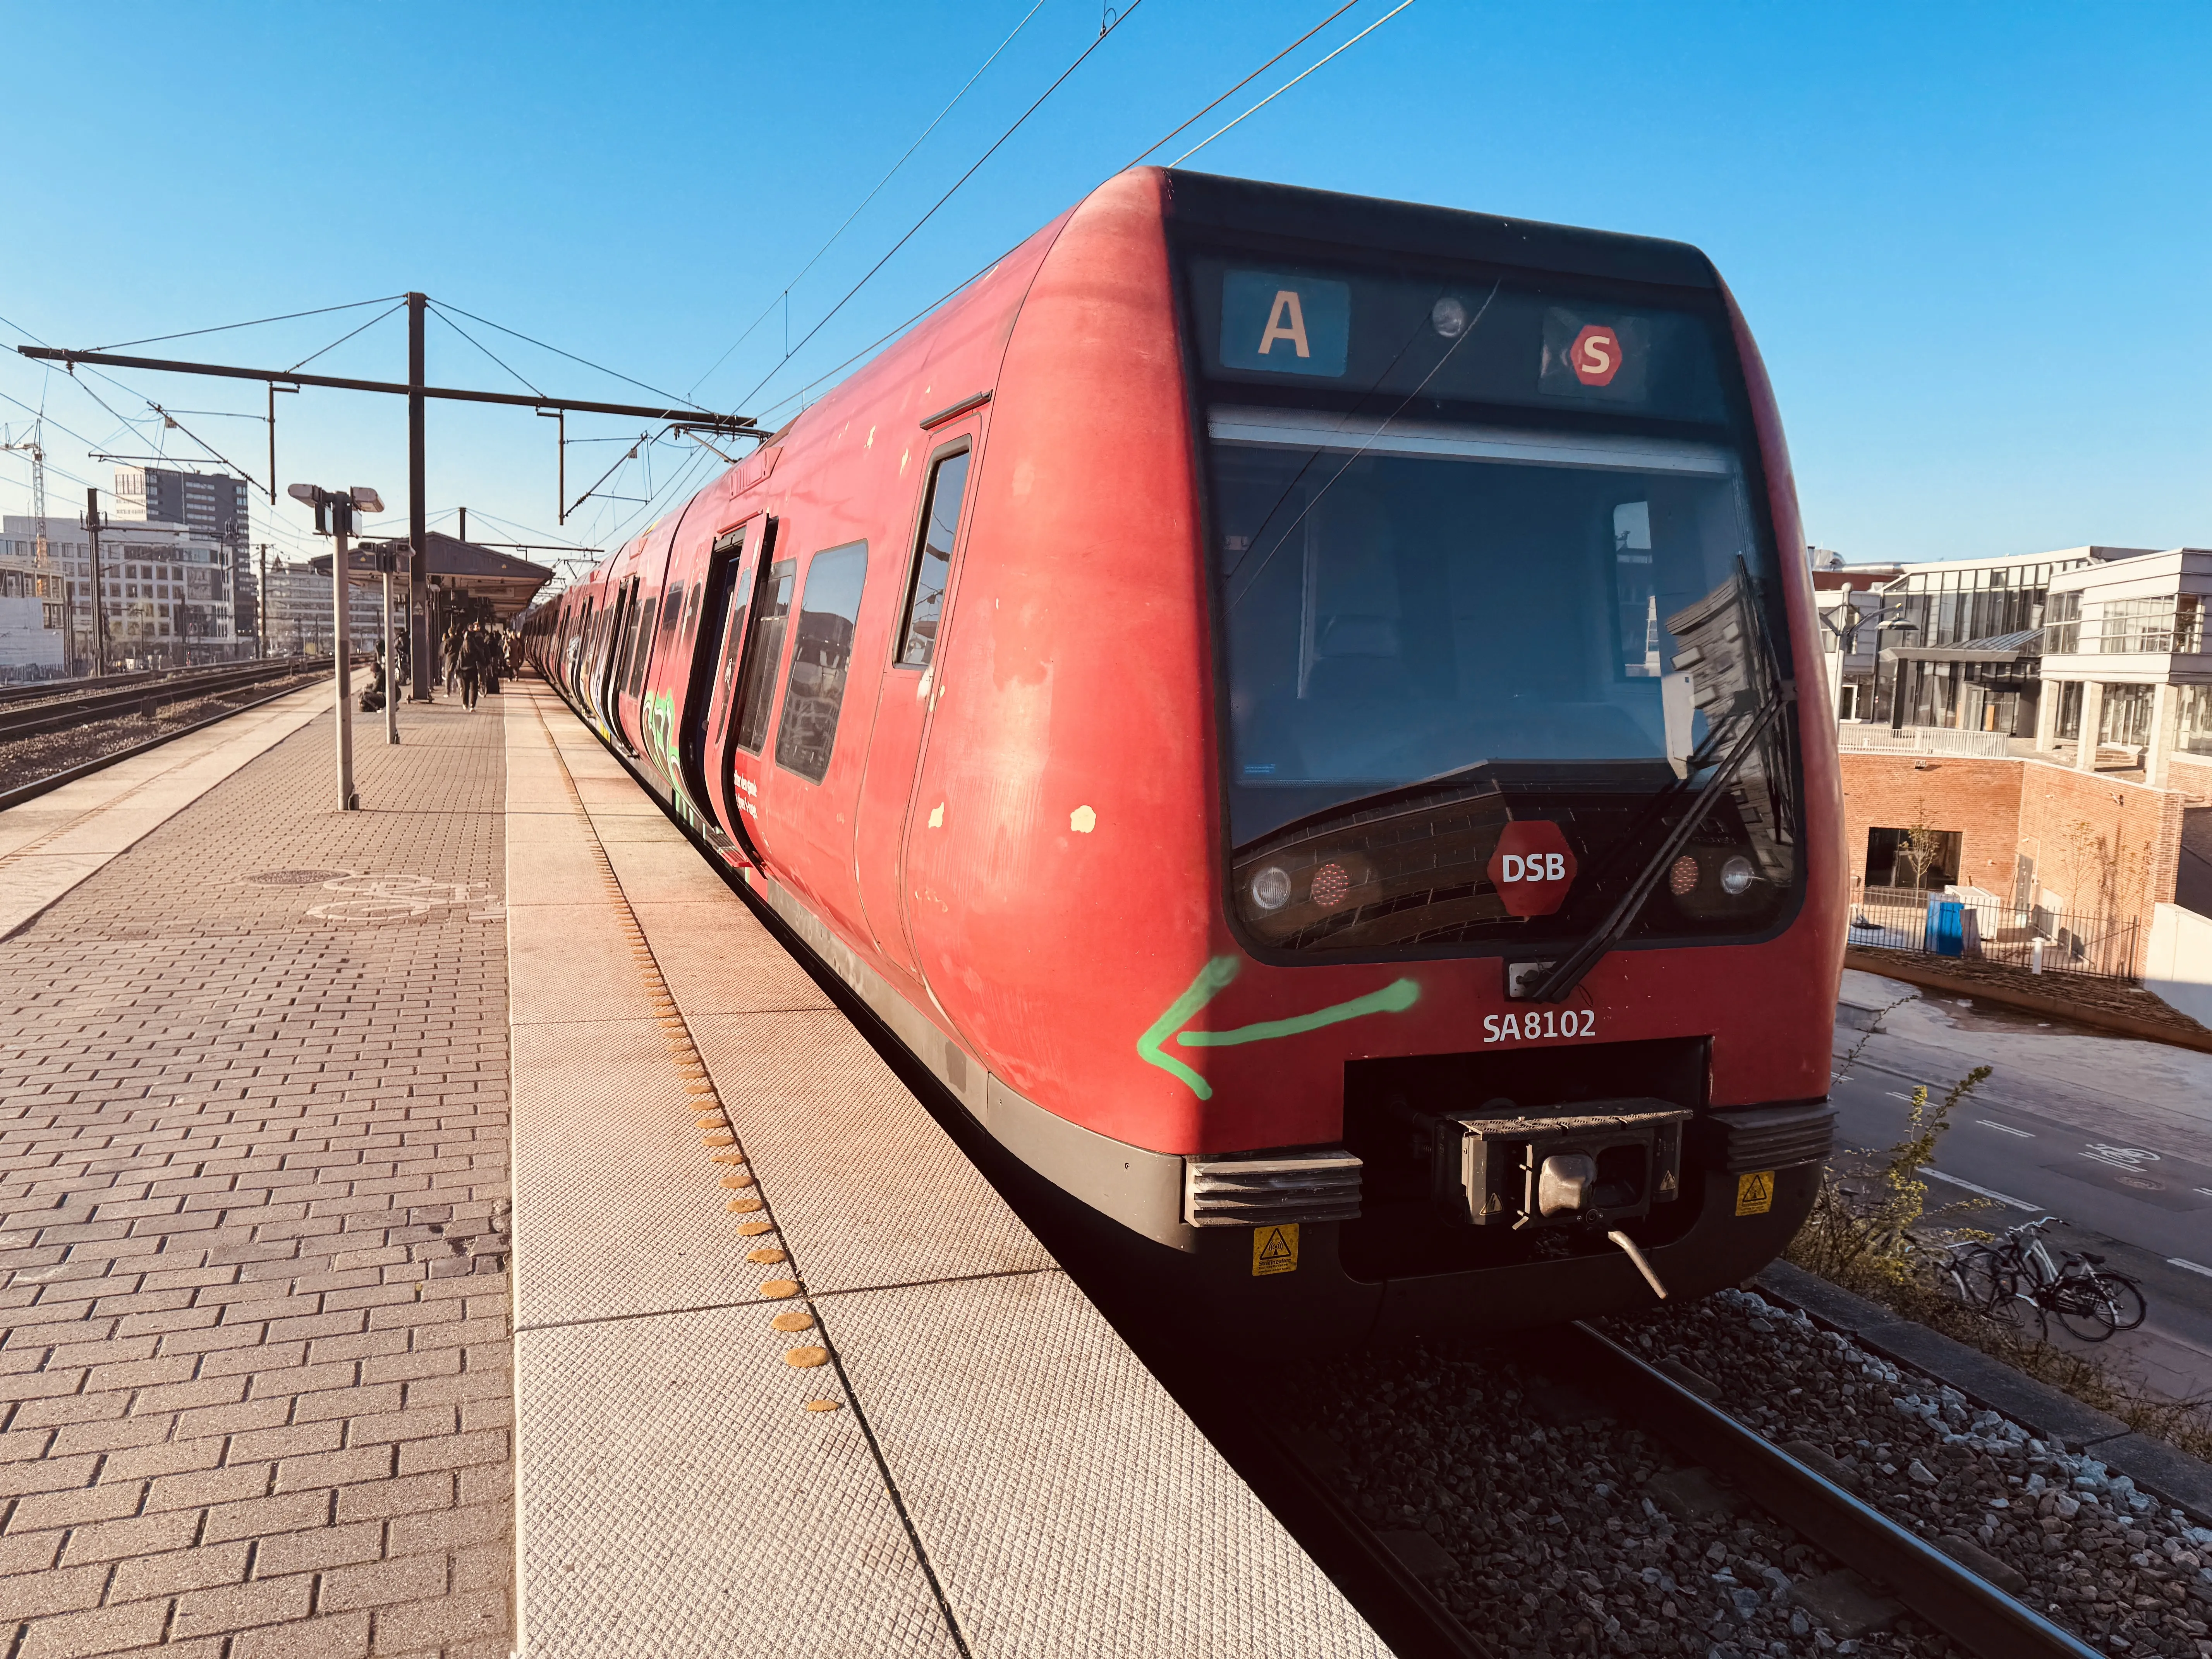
[1159,168,1719,292]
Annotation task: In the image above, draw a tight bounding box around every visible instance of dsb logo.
[1487,820,1578,918]
[1499,852,1568,883]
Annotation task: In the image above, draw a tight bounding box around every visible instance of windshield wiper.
[1518,686,1789,1006]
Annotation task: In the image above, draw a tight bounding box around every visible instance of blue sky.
[2,0,2205,579]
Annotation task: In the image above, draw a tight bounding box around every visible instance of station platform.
[502,681,1384,1657]
[0,674,1381,1659]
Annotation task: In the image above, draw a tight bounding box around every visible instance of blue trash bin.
[1924,898,1965,957]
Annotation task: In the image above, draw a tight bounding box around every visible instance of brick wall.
[1839,754,2025,896]
[1839,750,2187,972]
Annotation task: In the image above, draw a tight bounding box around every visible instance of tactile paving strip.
[824,1272,1393,1659]
[594,837,734,905]
[625,901,834,1016]
[515,1306,960,1659]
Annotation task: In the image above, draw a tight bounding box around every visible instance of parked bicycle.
[1942,1217,2146,1342]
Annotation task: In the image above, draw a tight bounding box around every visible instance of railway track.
[0,656,360,815]
[1558,1321,2101,1659]
[0,666,172,709]
[1206,1322,2105,1658]
[0,658,337,744]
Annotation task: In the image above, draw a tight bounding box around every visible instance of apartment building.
[2037,547,2212,790]
[3,513,240,670]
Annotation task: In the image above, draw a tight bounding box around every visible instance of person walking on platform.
[483,628,503,697]
[458,628,483,711]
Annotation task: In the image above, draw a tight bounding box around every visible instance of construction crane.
[0,423,67,665]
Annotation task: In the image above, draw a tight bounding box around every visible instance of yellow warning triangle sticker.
[1252,1223,1300,1276]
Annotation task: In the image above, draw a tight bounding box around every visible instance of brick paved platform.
[0,676,1384,1659]
[0,691,514,1659]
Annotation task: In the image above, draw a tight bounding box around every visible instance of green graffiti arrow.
[1178,977,1420,1047]
[1135,956,1422,1100]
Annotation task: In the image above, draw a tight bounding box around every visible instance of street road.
[1830,970,2212,1399]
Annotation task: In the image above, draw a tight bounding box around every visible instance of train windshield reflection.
[1210,408,1769,847]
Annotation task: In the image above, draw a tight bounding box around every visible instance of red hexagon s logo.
[1487,819,1579,918]
[1569,323,1624,386]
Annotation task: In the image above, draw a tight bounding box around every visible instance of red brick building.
[1840,750,2188,970]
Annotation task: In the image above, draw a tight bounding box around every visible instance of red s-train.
[526,168,1845,1340]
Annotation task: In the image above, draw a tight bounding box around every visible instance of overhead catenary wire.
[90,296,407,354]
[1169,0,1417,166]
[737,0,1147,411]
[284,301,408,376]
[1123,0,1363,167]
[687,0,1054,400]
[749,0,1419,429]
[426,302,545,400]
[428,299,712,414]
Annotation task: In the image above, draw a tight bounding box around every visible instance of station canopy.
[309,531,554,621]
[1880,627,2044,665]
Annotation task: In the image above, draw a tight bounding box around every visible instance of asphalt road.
[1828,984,2212,1398]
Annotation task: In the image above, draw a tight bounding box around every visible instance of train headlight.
[1431,296,1468,338]
[1250,865,1292,911]
[1667,855,1698,896]
[1720,855,1755,896]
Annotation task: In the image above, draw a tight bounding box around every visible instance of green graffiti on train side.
[641,690,707,832]
[1135,955,1420,1101]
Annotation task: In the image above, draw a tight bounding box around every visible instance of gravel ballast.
[1290,1287,2212,1657]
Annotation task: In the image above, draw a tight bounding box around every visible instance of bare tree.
[1895,804,1948,892]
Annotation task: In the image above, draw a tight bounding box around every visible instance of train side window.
[676,575,704,653]
[623,597,659,697]
[732,558,796,754]
[714,533,752,702]
[661,581,686,641]
[775,541,869,783]
[895,447,971,668]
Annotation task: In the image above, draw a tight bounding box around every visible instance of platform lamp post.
[369,540,402,747]
[289,483,383,811]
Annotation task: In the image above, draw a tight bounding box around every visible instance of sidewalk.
[0,693,514,1659]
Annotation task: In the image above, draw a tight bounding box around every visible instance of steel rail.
[0,668,169,709]
[0,658,349,743]
[1560,1321,2102,1659]
[0,661,345,816]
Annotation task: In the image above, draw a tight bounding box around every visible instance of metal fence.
[1847,886,2140,981]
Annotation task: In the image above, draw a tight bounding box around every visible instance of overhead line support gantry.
[19,292,760,700]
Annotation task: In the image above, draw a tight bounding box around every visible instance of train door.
[613,582,658,756]
[750,532,877,939]
[678,524,751,843]
[715,517,787,862]
[594,575,635,730]
[613,514,696,772]
[609,573,655,753]
[854,426,981,981]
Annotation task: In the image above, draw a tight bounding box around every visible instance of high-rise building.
[7,512,239,672]
[112,465,255,641]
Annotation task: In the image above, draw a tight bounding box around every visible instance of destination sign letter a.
[1259,290,1311,359]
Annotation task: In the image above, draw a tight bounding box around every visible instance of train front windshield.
[1212,416,1761,842]
[1186,255,1797,950]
